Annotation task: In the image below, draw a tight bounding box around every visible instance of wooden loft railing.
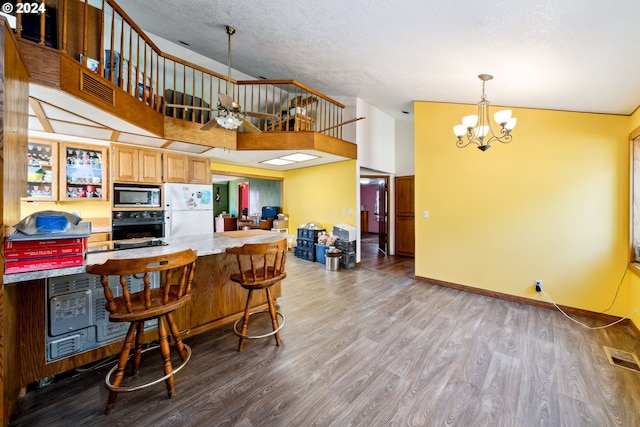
[10,0,345,136]
[237,80,345,139]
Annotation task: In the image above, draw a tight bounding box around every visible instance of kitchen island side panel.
[14,250,281,385]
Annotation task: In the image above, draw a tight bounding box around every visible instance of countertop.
[3,230,286,284]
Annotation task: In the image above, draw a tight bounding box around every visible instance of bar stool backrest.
[86,249,197,316]
[226,239,287,286]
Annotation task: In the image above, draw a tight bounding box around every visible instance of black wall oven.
[111,210,164,240]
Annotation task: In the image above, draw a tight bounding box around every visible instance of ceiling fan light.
[453,124,466,137]
[493,109,512,125]
[462,115,478,128]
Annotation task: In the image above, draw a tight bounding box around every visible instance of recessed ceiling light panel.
[261,158,294,166]
[279,153,319,162]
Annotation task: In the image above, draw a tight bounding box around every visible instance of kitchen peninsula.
[3,230,287,389]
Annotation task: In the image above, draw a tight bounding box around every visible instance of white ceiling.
[115,0,640,118]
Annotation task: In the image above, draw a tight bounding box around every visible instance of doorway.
[238,182,249,218]
[360,175,389,255]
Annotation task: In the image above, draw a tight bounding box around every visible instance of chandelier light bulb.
[462,115,478,128]
[493,109,512,126]
[453,124,467,137]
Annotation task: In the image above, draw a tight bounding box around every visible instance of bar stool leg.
[106,322,136,413]
[265,288,281,346]
[238,289,253,352]
[166,312,188,361]
[133,321,145,375]
[157,315,175,399]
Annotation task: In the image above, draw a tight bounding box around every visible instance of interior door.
[395,176,415,257]
[238,182,249,218]
[377,178,388,255]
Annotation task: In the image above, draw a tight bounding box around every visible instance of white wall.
[395,119,414,176]
[356,99,396,173]
[146,31,255,81]
[332,96,358,144]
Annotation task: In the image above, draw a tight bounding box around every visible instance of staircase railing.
[10,0,345,135]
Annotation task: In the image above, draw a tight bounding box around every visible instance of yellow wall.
[211,162,284,180]
[415,102,631,317]
[21,201,110,220]
[283,160,358,234]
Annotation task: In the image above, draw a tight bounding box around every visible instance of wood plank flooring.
[9,254,640,426]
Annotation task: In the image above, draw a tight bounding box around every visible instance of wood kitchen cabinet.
[59,143,108,201]
[163,152,188,183]
[189,155,212,184]
[163,152,211,184]
[24,140,58,201]
[112,144,162,184]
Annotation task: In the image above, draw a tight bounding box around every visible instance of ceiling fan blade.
[245,111,281,123]
[200,118,218,131]
[241,118,262,134]
[218,93,234,109]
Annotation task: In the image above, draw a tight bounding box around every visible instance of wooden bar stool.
[86,249,197,413]
[227,238,287,351]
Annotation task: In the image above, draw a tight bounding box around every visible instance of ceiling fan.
[166,25,280,134]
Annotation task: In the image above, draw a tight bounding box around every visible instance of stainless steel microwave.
[113,185,161,208]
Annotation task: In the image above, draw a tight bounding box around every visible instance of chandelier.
[453,74,517,151]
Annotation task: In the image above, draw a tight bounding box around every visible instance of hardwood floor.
[10,255,640,426]
[360,237,415,278]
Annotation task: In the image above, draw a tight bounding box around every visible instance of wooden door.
[378,178,388,255]
[395,176,415,257]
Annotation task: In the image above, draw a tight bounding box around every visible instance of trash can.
[326,248,341,271]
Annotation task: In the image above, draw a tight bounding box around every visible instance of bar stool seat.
[86,249,197,413]
[226,238,287,351]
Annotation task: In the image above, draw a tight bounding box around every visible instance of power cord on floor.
[538,268,640,330]
[598,267,629,314]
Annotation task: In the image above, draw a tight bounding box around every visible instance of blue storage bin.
[315,244,328,264]
[261,206,279,219]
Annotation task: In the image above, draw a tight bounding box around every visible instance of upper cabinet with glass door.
[59,143,108,201]
[25,140,58,201]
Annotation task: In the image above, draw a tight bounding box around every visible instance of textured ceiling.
[116,0,640,119]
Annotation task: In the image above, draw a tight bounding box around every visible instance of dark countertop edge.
[3,231,286,285]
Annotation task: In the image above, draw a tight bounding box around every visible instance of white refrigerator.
[164,183,214,237]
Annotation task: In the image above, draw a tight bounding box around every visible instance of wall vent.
[80,71,114,105]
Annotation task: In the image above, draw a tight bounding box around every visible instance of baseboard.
[415,275,628,327]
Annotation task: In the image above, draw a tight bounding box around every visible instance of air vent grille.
[81,71,114,105]
[49,335,81,359]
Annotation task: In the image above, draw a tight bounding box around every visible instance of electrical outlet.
[535,280,543,292]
